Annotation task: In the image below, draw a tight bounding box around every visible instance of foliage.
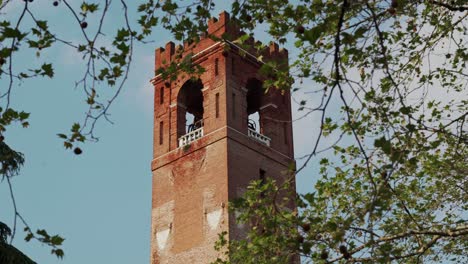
[0,140,24,178]
[211,0,466,263]
[0,0,467,263]
[213,178,300,264]
[146,0,467,263]
[0,242,37,264]
[1,220,36,264]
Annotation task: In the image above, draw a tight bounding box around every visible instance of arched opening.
[246,78,263,133]
[246,78,271,146]
[177,79,204,146]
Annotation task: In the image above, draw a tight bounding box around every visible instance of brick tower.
[150,11,295,264]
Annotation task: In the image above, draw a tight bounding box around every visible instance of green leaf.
[81,2,99,13]
[303,26,322,45]
[50,235,65,246]
[19,112,30,120]
[374,137,392,154]
[77,45,87,52]
[24,233,33,242]
[71,123,80,132]
[36,20,48,31]
[2,27,24,39]
[52,248,64,258]
[399,106,412,115]
[40,63,54,78]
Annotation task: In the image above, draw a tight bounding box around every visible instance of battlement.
[155,11,288,72]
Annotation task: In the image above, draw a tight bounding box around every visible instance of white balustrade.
[179,127,204,147]
[247,129,271,146]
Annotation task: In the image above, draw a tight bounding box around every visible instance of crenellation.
[207,16,218,28]
[165,41,175,64]
[207,11,230,36]
[154,11,289,76]
[155,47,165,70]
[279,47,288,56]
[269,41,279,54]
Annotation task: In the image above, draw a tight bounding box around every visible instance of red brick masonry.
[150,11,296,264]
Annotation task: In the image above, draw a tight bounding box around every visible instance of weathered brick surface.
[151,138,228,264]
[150,11,296,264]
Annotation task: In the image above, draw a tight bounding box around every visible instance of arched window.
[246,78,263,133]
[246,78,271,146]
[177,79,204,145]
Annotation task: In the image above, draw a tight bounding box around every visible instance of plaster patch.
[156,229,170,250]
[207,209,222,230]
[203,188,216,207]
[153,200,175,227]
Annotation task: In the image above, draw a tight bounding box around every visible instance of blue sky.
[0,1,323,263]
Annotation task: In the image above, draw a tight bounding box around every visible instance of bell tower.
[150,11,295,264]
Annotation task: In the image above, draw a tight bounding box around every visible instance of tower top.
[154,11,288,74]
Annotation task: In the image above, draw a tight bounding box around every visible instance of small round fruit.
[0,135,4,142]
[320,250,328,260]
[74,147,83,155]
[343,252,351,259]
[0,57,5,65]
[296,235,304,244]
[339,245,348,254]
[80,21,88,29]
[53,1,58,6]
[301,223,311,232]
[296,25,305,34]
[381,171,388,179]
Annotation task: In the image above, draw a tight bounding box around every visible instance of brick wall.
[150,11,296,264]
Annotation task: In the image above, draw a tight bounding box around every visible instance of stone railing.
[179,127,204,147]
[248,129,271,146]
